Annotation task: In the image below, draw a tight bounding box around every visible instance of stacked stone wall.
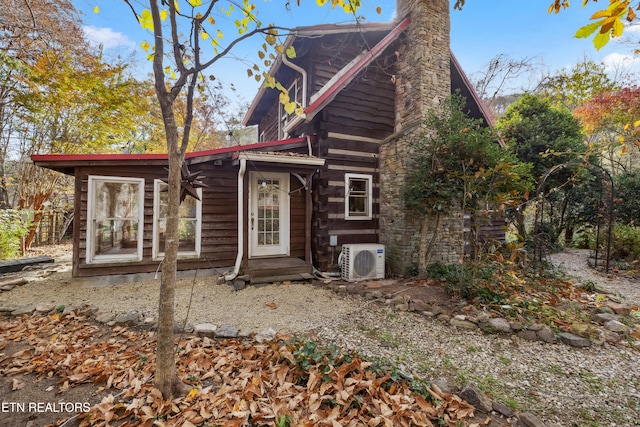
[380,0,464,273]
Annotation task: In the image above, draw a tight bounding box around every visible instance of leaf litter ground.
[1,312,488,427]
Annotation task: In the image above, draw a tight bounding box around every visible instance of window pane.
[93,219,139,256]
[346,175,371,219]
[155,182,200,256]
[91,179,141,260]
[349,196,366,215]
[350,179,367,194]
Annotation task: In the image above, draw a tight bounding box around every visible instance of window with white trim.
[86,176,144,263]
[152,179,202,259]
[345,173,373,220]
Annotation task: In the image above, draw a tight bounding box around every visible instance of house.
[32,0,494,280]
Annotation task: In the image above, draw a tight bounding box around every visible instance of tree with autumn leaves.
[116,0,364,399]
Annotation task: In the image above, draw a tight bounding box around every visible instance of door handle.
[251,216,255,230]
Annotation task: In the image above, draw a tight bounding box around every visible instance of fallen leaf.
[11,378,26,391]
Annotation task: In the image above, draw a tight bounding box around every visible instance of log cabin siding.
[312,136,380,271]
[73,163,239,277]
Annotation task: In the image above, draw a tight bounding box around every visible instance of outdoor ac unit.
[341,244,385,281]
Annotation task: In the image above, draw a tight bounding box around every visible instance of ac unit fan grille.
[353,250,375,277]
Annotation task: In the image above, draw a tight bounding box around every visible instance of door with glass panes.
[249,172,290,257]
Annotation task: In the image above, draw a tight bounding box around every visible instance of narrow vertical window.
[87,176,144,263]
[153,180,202,259]
[345,173,373,220]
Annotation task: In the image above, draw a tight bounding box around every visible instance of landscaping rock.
[0,277,28,288]
[509,321,524,332]
[517,330,538,341]
[518,411,547,427]
[594,306,615,315]
[77,305,99,317]
[570,323,590,336]
[557,332,591,348]
[194,323,217,337]
[450,318,478,330]
[255,327,276,343]
[604,320,631,335]
[216,324,239,338]
[488,317,512,333]
[35,303,55,313]
[476,311,490,323]
[11,305,35,316]
[492,401,514,417]
[231,279,246,291]
[430,305,444,316]
[593,312,618,324]
[458,383,492,413]
[409,299,432,312]
[60,306,77,316]
[113,312,139,326]
[0,305,19,313]
[606,301,632,315]
[536,327,556,343]
[94,312,114,323]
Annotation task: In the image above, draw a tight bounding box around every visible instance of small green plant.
[465,345,480,354]
[281,338,353,384]
[0,209,30,260]
[498,356,512,365]
[275,414,293,427]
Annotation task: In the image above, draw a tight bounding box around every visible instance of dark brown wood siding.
[289,175,306,259]
[464,211,507,257]
[73,163,238,277]
[312,137,380,271]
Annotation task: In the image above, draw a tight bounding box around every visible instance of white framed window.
[278,80,299,140]
[152,179,202,260]
[345,173,373,220]
[86,176,144,264]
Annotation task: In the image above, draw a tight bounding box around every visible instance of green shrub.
[608,224,640,262]
[0,209,30,260]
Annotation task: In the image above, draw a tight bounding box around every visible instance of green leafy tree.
[405,93,531,272]
[12,49,153,247]
[0,209,30,259]
[497,94,586,242]
[614,170,640,225]
[537,59,620,111]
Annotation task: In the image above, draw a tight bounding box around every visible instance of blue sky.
[74,0,639,102]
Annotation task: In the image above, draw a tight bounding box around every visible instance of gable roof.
[243,19,406,127]
[243,17,493,130]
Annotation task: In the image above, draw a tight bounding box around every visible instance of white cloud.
[602,52,640,73]
[625,23,640,34]
[82,25,136,50]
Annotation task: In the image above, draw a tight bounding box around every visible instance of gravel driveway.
[1,245,639,426]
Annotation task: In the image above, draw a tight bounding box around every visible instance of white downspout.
[225,158,247,281]
[282,56,307,109]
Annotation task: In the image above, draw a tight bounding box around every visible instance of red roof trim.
[30,137,313,163]
[304,16,410,117]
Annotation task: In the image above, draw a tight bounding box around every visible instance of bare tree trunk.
[155,145,189,399]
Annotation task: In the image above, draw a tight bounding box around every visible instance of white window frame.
[86,175,145,264]
[152,179,202,260]
[344,173,373,220]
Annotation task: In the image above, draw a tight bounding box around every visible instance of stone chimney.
[379,0,463,274]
